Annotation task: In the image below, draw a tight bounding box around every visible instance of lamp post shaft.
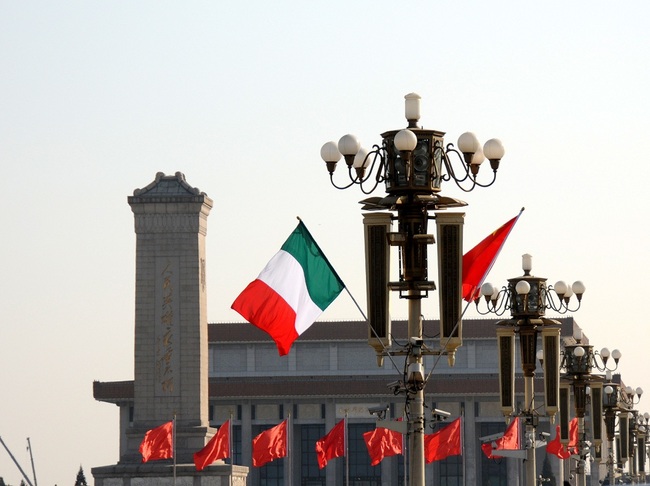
[576,417,586,486]
[408,296,426,485]
[524,376,537,486]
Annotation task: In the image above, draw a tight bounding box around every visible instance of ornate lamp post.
[636,412,650,482]
[321,93,504,485]
[603,377,643,484]
[559,333,621,486]
[476,254,585,486]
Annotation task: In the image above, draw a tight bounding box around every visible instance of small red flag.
[252,420,288,467]
[482,417,521,459]
[424,418,462,463]
[462,211,522,302]
[139,421,173,462]
[546,425,571,459]
[363,426,403,466]
[194,420,230,471]
[315,419,346,469]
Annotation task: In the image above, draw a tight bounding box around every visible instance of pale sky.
[2,1,650,484]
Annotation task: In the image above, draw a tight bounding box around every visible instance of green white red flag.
[232,221,345,355]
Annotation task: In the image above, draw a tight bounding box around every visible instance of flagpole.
[403,409,408,486]
[285,413,292,486]
[461,407,466,486]
[172,414,177,486]
[229,411,233,486]
[345,412,349,486]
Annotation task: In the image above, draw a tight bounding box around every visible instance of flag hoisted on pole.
[139,420,174,463]
[232,220,345,356]
[461,208,524,302]
[424,418,462,463]
[252,419,288,467]
[193,419,231,471]
[363,425,403,466]
[482,417,521,459]
[315,418,346,469]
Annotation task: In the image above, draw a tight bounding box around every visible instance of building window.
[222,424,242,467]
[439,453,463,485]
[345,423,381,485]
[300,424,325,485]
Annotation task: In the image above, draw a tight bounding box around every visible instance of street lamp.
[321,93,504,486]
[603,376,644,484]
[559,334,621,486]
[636,412,650,482]
[477,254,585,486]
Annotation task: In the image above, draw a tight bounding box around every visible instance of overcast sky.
[2,1,650,484]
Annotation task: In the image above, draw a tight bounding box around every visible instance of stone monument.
[92,172,248,485]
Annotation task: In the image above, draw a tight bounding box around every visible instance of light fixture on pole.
[476,254,584,486]
[558,334,621,486]
[321,93,504,485]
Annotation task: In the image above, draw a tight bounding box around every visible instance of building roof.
[94,317,579,404]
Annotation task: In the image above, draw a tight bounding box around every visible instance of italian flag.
[231,221,345,355]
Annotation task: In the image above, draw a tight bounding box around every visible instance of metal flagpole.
[287,413,292,486]
[345,412,349,486]
[403,410,408,486]
[173,415,177,486]
[229,411,233,486]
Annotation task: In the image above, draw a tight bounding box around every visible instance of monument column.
[125,171,212,463]
[93,172,248,485]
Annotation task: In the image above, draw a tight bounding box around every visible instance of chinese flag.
[482,417,520,459]
[424,418,462,463]
[252,420,288,467]
[363,425,403,466]
[315,419,345,469]
[139,421,173,462]
[546,424,571,459]
[194,420,230,471]
[462,211,522,301]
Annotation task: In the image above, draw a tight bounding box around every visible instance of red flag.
[193,420,230,471]
[139,421,173,462]
[546,425,571,459]
[252,420,288,467]
[462,211,522,301]
[482,417,520,459]
[315,419,345,469]
[363,426,403,466]
[424,418,462,463]
[568,417,579,454]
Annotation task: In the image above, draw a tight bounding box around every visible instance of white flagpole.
[345,413,349,486]
[173,415,177,486]
[403,410,408,486]
[287,414,293,486]
[229,411,233,486]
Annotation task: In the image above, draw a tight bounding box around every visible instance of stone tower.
[93,172,247,485]
[126,171,212,461]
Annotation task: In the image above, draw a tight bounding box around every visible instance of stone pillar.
[92,172,248,485]
[123,171,212,463]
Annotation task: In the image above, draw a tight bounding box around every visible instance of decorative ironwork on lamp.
[321,92,504,197]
